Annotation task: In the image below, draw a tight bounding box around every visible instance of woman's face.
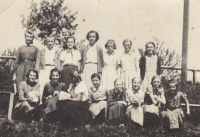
[114,80,123,92]
[169,83,176,94]
[146,43,155,55]
[88,32,96,45]
[132,79,141,91]
[91,77,100,88]
[25,33,34,45]
[152,78,160,88]
[51,71,60,83]
[123,41,131,52]
[67,38,75,49]
[28,71,37,82]
[46,37,55,50]
[107,42,114,53]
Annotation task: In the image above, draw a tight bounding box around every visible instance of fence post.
[193,70,197,83]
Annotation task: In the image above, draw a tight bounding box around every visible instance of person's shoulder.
[20,81,26,85]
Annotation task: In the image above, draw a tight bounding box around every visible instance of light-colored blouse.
[88,85,107,103]
[86,44,97,63]
[126,88,145,106]
[104,52,118,69]
[60,49,81,66]
[67,81,88,101]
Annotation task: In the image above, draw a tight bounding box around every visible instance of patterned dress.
[126,88,145,126]
[142,55,157,91]
[107,88,127,125]
[162,92,186,129]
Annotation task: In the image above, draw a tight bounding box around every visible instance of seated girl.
[42,68,65,121]
[107,78,127,126]
[88,73,107,125]
[162,81,190,130]
[56,70,90,126]
[14,70,41,121]
[143,75,166,127]
[126,77,145,126]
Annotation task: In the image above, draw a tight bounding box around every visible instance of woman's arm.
[155,92,166,105]
[18,83,27,101]
[67,93,82,101]
[116,64,121,78]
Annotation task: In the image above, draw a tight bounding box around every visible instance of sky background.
[0,0,200,81]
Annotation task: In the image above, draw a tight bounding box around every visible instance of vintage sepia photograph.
[0,0,200,136]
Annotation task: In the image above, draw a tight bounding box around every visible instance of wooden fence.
[0,56,200,120]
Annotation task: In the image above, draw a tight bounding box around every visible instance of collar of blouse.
[106,51,115,56]
[124,49,134,55]
[92,85,102,92]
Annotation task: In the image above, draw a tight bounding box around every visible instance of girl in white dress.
[102,40,118,90]
[117,39,139,89]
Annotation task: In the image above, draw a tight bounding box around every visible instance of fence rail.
[161,66,200,83]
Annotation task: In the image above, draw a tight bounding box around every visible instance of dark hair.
[49,68,61,82]
[123,39,132,46]
[26,70,39,79]
[151,75,161,87]
[105,39,116,49]
[168,81,179,92]
[144,41,157,55]
[86,30,99,42]
[63,37,77,50]
[69,70,82,84]
[91,73,101,81]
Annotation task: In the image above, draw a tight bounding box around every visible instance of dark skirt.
[56,100,91,126]
[107,103,126,125]
[61,65,78,89]
[143,112,161,127]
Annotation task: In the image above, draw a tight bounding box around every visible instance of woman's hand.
[36,93,41,98]
[118,101,127,106]
[146,86,153,94]
[46,95,53,100]
[27,97,34,102]
[53,91,60,96]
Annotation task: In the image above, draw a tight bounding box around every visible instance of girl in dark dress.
[56,70,91,126]
[143,75,166,127]
[42,68,65,121]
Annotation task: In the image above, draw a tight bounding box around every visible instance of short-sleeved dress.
[14,80,40,120]
[126,88,145,126]
[107,88,127,125]
[42,82,65,115]
[118,51,139,89]
[102,52,118,90]
[88,85,107,119]
[60,49,81,89]
[56,81,91,126]
[162,92,186,129]
[14,45,39,93]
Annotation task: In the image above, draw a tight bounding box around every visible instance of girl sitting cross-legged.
[162,81,190,130]
[126,77,145,126]
[88,73,107,125]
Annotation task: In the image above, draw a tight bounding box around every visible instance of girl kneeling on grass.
[143,75,166,127]
[88,73,107,125]
[162,81,190,130]
[126,77,145,126]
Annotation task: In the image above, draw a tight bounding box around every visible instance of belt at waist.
[19,59,34,65]
[92,99,107,103]
[45,64,55,66]
[85,62,97,64]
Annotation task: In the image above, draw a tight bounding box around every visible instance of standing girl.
[117,39,139,89]
[139,42,161,91]
[143,75,166,127]
[89,73,107,125]
[102,39,118,90]
[60,37,81,89]
[162,81,190,130]
[80,30,104,89]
